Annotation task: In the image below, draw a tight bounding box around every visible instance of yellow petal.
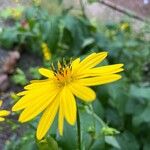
[18,89,59,122]
[12,94,40,111]
[78,52,107,71]
[77,74,122,86]
[90,64,124,74]
[71,58,80,73]
[0,100,3,107]
[17,91,27,96]
[77,64,124,78]
[58,102,64,136]
[36,95,59,140]
[79,53,96,66]
[61,86,76,125]
[13,89,48,111]
[13,83,59,111]
[0,117,5,121]
[69,83,96,102]
[0,110,10,116]
[24,80,53,90]
[38,68,54,78]
[30,79,50,83]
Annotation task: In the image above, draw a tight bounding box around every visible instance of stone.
[0,49,20,91]
[0,49,20,74]
[0,74,9,92]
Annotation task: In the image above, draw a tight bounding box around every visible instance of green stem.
[88,138,95,150]
[28,123,37,130]
[92,112,106,127]
[79,0,87,18]
[88,104,106,127]
[77,108,82,150]
[86,104,106,149]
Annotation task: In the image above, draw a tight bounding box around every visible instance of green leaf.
[133,104,150,125]
[62,15,92,55]
[81,38,95,48]
[11,68,28,86]
[93,98,104,117]
[0,27,19,48]
[57,121,77,149]
[143,141,150,150]
[79,105,106,149]
[105,136,120,149]
[40,16,60,51]
[29,67,41,80]
[106,80,129,115]
[130,85,150,100]
[115,131,139,150]
[37,137,59,150]
[4,131,37,150]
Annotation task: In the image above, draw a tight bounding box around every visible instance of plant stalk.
[79,0,87,18]
[77,107,82,150]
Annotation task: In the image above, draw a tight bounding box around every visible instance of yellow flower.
[13,0,19,3]
[33,0,41,6]
[41,43,51,61]
[0,100,10,121]
[120,23,129,31]
[12,52,124,140]
[11,8,22,19]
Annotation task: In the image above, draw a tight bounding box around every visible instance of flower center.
[51,59,73,86]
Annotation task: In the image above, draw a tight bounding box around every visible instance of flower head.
[41,43,51,61]
[12,52,124,140]
[33,0,41,6]
[0,100,10,121]
[120,22,129,31]
[11,8,23,19]
[13,0,20,3]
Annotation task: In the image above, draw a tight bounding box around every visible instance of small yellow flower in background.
[41,43,51,61]
[13,0,20,3]
[11,8,22,19]
[0,100,10,121]
[12,52,124,140]
[7,6,24,19]
[33,0,41,6]
[3,7,23,20]
[120,23,129,31]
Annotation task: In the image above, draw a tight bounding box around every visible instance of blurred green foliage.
[11,68,28,86]
[0,1,150,150]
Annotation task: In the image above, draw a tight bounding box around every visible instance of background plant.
[0,0,150,149]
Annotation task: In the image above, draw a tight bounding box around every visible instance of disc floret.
[51,59,73,86]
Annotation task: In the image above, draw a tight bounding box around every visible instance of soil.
[0,52,42,149]
[107,0,150,19]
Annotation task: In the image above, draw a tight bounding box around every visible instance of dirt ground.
[0,51,42,149]
[108,0,150,19]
